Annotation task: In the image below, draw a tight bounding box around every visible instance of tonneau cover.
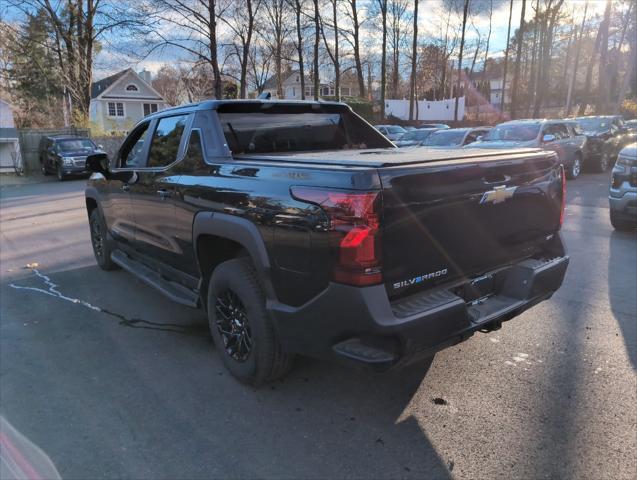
[235,147,549,168]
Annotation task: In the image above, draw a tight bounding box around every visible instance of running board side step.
[111,250,199,308]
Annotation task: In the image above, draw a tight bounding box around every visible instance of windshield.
[575,117,611,132]
[482,124,541,142]
[423,130,467,146]
[219,107,392,154]
[56,138,95,152]
[400,130,435,141]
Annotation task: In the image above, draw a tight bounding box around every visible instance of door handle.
[121,184,130,192]
[157,189,172,199]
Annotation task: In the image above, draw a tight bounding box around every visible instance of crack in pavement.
[9,268,207,336]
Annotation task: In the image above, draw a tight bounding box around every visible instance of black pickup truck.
[85,100,569,385]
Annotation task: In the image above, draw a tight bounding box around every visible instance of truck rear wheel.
[207,257,293,386]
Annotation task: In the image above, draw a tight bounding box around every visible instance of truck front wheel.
[207,257,293,386]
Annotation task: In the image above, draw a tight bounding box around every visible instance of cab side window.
[147,114,188,168]
[120,122,150,168]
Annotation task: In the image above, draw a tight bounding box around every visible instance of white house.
[259,70,359,100]
[90,68,167,133]
[0,99,22,173]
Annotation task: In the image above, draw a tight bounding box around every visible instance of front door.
[128,113,189,270]
[101,122,151,246]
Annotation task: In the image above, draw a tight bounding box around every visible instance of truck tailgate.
[379,151,564,298]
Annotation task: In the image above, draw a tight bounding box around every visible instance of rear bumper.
[270,235,569,369]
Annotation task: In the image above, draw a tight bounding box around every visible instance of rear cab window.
[217,103,391,155]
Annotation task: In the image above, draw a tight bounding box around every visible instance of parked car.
[85,99,568,385]
[374,124,407,141]
[609,143,637,231]
[417,123,450,130]
[39,135,102,181]
[572,116,625,172]
[625,119,637,133]
[422,127,492,148]
[394,128,438,147]
[471,119,586,179]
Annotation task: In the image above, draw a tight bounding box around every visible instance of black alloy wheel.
[214,289,253,362]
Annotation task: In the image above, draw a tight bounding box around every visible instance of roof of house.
[91,68,131,99]
[262,69,301,90]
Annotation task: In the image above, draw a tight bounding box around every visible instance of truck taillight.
[291,187,383,286]
[560,165,566,227]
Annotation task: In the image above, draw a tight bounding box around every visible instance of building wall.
[385,97,465,121]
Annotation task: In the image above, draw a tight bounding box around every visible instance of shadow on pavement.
[1,265,451,479]
[608,229,637,370]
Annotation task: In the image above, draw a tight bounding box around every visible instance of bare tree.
[319,0,341,100]
[261,0,291,98]
[500,0,514,111]
[152,65,183,105]
[510,0,527,118]
[454,0,470,121]
[387,0,409,99]
[376,0,388,117]
[565,0,588,116]
[312,0,319,100]
[289,0,306,99]
[408,0,419,120]
[342,0,366,98]
[150,0,224,99]
[595,0,612,114]
[220,0,262,98]
[9,0,148,124]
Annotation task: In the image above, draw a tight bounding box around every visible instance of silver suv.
[609,143,637,231]
[471,119,587,179]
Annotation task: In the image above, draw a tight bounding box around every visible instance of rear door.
[128,113,189,270]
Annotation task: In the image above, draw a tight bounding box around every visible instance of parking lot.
[0,173,635,479]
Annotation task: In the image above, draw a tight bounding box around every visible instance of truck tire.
[610,210,636,231]
[566,153,582,180]
[207,257,293,386]
[89,209,119,270]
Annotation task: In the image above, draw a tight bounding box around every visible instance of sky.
[0,0,617,80]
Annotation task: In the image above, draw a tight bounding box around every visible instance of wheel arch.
[193,212,278,305]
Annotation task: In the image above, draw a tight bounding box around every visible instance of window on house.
[108,102,125,117]
[126,84,139,91]
[341,87,351,96]
[147,114,188,168]
[143,103,158,116]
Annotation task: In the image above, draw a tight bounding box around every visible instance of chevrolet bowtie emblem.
[479,185,517,205]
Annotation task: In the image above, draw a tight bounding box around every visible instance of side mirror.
[476,135,483,141]
[97,144,104,150]
[86,153,109,174]
[543,134,556,143]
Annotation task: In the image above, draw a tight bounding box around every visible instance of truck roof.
[150,99,348,118]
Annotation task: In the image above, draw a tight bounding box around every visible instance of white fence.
[385,97,465,121]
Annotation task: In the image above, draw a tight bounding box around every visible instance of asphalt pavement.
[0,172,635,480]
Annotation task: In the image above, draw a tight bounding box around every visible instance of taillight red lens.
[559,165,566,227]
[291,187,382,286]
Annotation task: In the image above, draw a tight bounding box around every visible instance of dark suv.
[572,116,625,172]
[39,135,101,180]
